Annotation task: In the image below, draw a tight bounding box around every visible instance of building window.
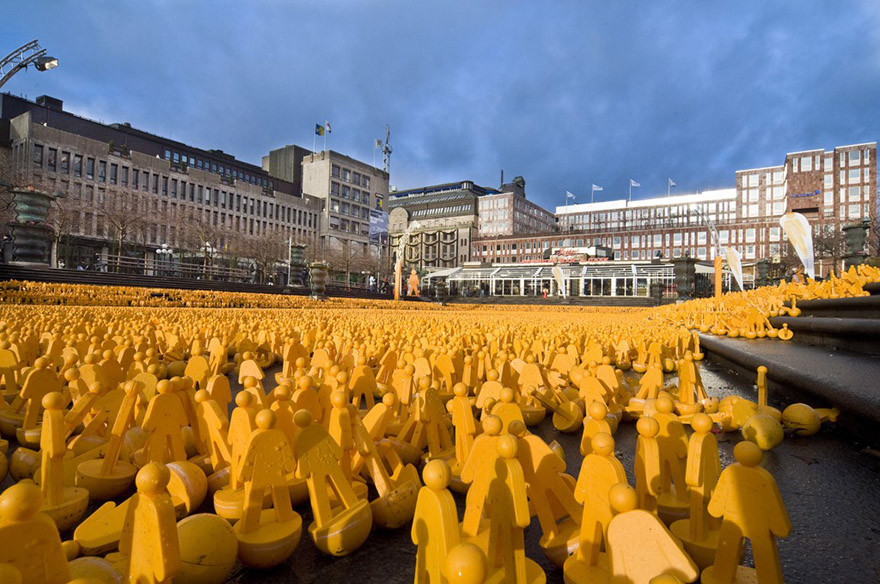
[109,163,118,184]
[98,161,106,182]
[849,150,861,166]
[848,168,860,183]
[73,154,83,177]
[801,156,812,172]
[60,151,70,174]
[331,164,340,178]
[162,176,168,195]
[342,168,351,182]
[120,166,128,186]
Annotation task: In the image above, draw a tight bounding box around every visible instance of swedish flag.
[315,123,325,136]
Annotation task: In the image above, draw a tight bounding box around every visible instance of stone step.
[699,334,880,445]
[793,295,880,319]
[768,316,880,356]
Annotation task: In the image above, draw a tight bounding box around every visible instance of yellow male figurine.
[119,463,180,584]
[408,269,421,297]
[142,380,188,464]
[483,434,544,584]
[39,392,89,531]
[634,416,662,513]
[460,415,503,537]
[564,432,627,583]
[449,382,478,471]
[412,459,460,584]
[701,441,791,584]
[670,412,722,569]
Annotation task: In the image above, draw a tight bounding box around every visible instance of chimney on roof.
[36,95,63,111]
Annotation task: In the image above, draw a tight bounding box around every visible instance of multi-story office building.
[300,150,389,255]
[1,93,322,270]
[477,176,557,236]
[387,180,491,271]
[474,142,876,277]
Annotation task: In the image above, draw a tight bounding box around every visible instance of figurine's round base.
[68,556,123,583]
[701,564,759,584]
[207,466,231,496]
[75,459,137,500]
[539,517,581,567]
[562,554,610,584]
[14,425,41,448]
[657,492,690,525]
[484,557,546,584]
[177,513,239,583]
[370,480,419,529]
[553,402,583,433]
[0,411,24,438]
[669,519,720,570]
[522,405,547,426]
[235,509,302,569]
[214,486,246,521]
[308,498,372,556]
[42,486,90,532]
[167,461,208,516]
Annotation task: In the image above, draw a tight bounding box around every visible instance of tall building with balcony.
[477,176,557,237]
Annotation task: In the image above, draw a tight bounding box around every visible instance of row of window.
[31,143,317,229]
[162,148,272,188]
[330,182,371,204]
[331,164,371,189]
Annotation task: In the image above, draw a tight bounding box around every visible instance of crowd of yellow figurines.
[0,265,876,584]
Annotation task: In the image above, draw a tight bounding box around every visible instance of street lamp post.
[156,243,174,277]
[0,40,59,90]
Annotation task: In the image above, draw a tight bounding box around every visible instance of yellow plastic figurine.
[701,441,791,584]
[234,409,302,569]
[142,380,188,464]
[605,483,698,584]
[412,459,460,584]
[564,432,627,584]
[634,417,662,514]
[653,395,689,522]
[460,415,503,536]
[0,481,71,584]
[119,463,180,584]
[480,434,545,584]
[39,392,90,532]
[294,409,372,556]
[670,413,721,569]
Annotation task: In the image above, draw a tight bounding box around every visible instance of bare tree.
[249,231,287,284]
[98,189,150,271]
[324,238,375,287]
[46,194,85,268]
[813,225,847,277]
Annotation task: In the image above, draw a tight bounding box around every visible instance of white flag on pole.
[325,121,332,134]
[779,212,815,280]
[565,191,576,200]
[668,178,676,188]
[725,247,745,291]
[630,179,641,188]
[631,264,638,277]
[374,139,383,149]
[592,184,603,192]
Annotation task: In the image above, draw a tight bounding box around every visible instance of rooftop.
[555,188,736,215]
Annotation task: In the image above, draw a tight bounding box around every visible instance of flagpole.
[312,131,316,154]
[628,181,632,203]
[323,131,327,153]
[591,185,594,204]
[667,181,670,198]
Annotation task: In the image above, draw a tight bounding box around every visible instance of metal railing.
[66,253,253,282]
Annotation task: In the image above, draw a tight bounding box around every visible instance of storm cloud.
[4,1,879,208]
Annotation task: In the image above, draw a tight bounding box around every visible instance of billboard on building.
[369,209,389,244]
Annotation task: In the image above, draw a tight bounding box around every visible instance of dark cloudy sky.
[4,1,880,209]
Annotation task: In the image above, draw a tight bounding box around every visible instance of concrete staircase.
[700,282,880,444]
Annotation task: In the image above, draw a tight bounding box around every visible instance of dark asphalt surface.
[3,357,879,583]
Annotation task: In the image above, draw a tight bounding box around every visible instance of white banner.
[779,212,815,280]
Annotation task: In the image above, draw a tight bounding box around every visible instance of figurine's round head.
[636,416,660,438]
[507,419,527,437]
[294,356,307,369]
[0,480,43,522]
[191,347,202,357]
[34,356,49,369]
[274,384,291,401]
[235,391,254,408]
[102,349,114,361]
[691,413,713,434]
[588,401,608,420]
[382,392,397,408]
[525,354,535,364]
[602,356,611,366]
[157,379,172,394]
[243,376,257,389]
[297,375,313,391]
[194,389,209,404]
[464,355,472,364]
[357,355,366,367]
[608,482,637,514]
[591,432,615,456]
[335,370,348,384]
[41,391,65,411]
[329,364,340,377]
[445,542,487,584]
[88,382,102,395]
[656,395,675,414]
[486,370,499,382]
[147,364,159,375]
[453,382,468,398]
[482,415,502,436]
[64,368,81,382]
[418,377,431,391]
[255,408,276,430]
[331,391,348,409]
[136,462,171,495]
[496,434,518,459]
[404,364,415,376]
[242,351,254,361]
[734,440,763,467]
[84,353,97,365]
[500,387,515,403]
[422,459,451,491]
[293,408,313,429]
